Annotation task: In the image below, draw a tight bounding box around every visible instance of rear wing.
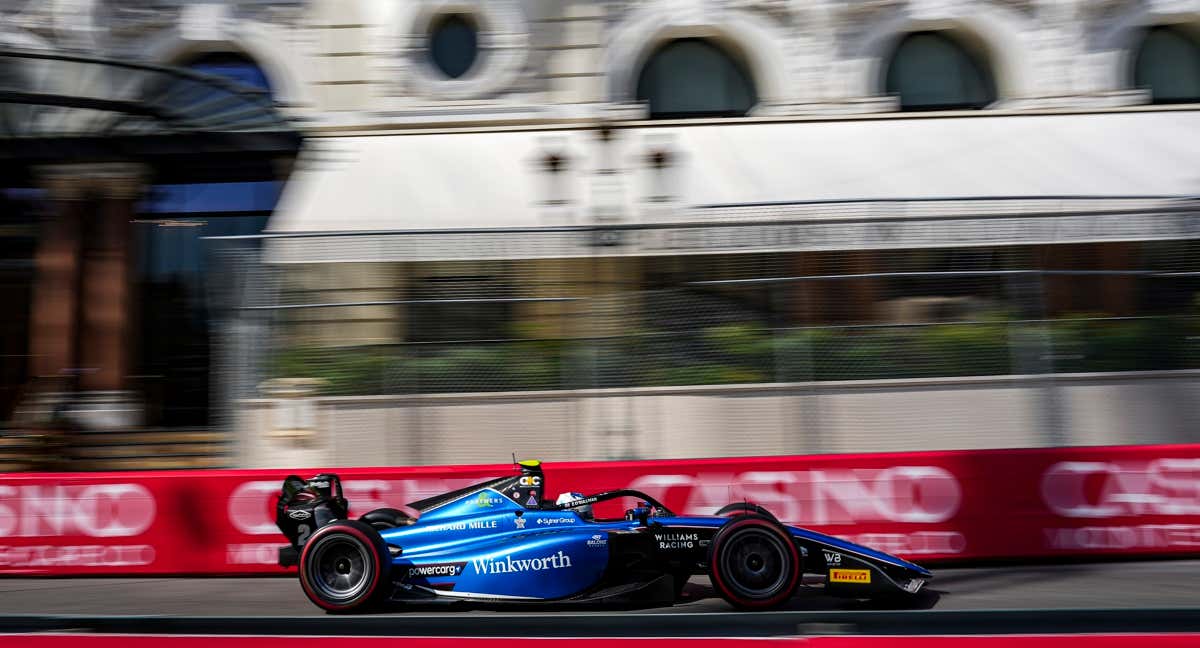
[275,474,349,548]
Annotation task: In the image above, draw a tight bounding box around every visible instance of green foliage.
[639,365,770,387]
[1047,315,1177,373]
[912,322,1011,377]
[268,314,1198,395]
[269,346,393,396]
[704,323,772,358]
[270,340,564,395]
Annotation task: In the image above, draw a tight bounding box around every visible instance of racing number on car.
[297,524,311,545]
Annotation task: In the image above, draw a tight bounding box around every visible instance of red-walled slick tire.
[707,514,801,610]
[298,520,391,613]
[714,502,777,520]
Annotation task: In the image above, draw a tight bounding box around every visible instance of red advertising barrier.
[1,444,1199,575]
[11,636,1200,648]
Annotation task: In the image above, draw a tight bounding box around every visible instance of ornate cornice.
[723,0,801,23]
[104,1,306,44]
[835,0,906,22]
[231,1,308,27]
[108,3,181,40]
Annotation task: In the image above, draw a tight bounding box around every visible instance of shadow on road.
[361,581,943,615]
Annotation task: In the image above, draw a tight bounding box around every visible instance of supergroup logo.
[535,516,574,526]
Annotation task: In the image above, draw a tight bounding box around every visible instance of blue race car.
[275,461,931,612]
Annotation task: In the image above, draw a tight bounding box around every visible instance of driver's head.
[556,492,593,520]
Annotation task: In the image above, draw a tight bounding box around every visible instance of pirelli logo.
[829,569,871,584]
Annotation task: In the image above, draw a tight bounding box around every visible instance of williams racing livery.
[275,461,932,611]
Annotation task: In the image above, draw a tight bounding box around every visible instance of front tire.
[298,520,391,613]
[707,514,801,610]
[715,502,776,520]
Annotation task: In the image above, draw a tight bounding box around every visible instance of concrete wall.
[234,370,1200,468]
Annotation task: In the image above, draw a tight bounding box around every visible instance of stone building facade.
[5,1,1197,119]
[3,1,1199,464]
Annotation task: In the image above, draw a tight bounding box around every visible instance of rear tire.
[707,514,801,610]
[359,507,414,530]
[298,520,391,613]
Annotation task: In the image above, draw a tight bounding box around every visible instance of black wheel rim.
[308,536,372,602]
[719,527,790,600]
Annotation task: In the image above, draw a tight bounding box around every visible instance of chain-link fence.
[211,234,1200,463]
[216,261,1200,393]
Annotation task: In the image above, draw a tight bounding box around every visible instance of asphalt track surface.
[7,560,1200,615]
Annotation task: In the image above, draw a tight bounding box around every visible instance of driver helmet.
[555,492,593,520]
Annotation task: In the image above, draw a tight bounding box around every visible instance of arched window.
[152,52,273,122]
[429,14,479,79]
[135,51,283,427]
[186,52,272,92]
[1134,26,1200,104]
[141,52,281,218]
[885,32,997,111]
[636,39,758,119]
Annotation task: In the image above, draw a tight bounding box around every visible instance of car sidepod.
[385,508,612,601]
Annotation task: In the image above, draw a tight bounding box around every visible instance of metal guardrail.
[206,196,1200,240]
[209,229,1200,455]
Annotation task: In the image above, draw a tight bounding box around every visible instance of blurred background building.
[1,0,1198,471]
